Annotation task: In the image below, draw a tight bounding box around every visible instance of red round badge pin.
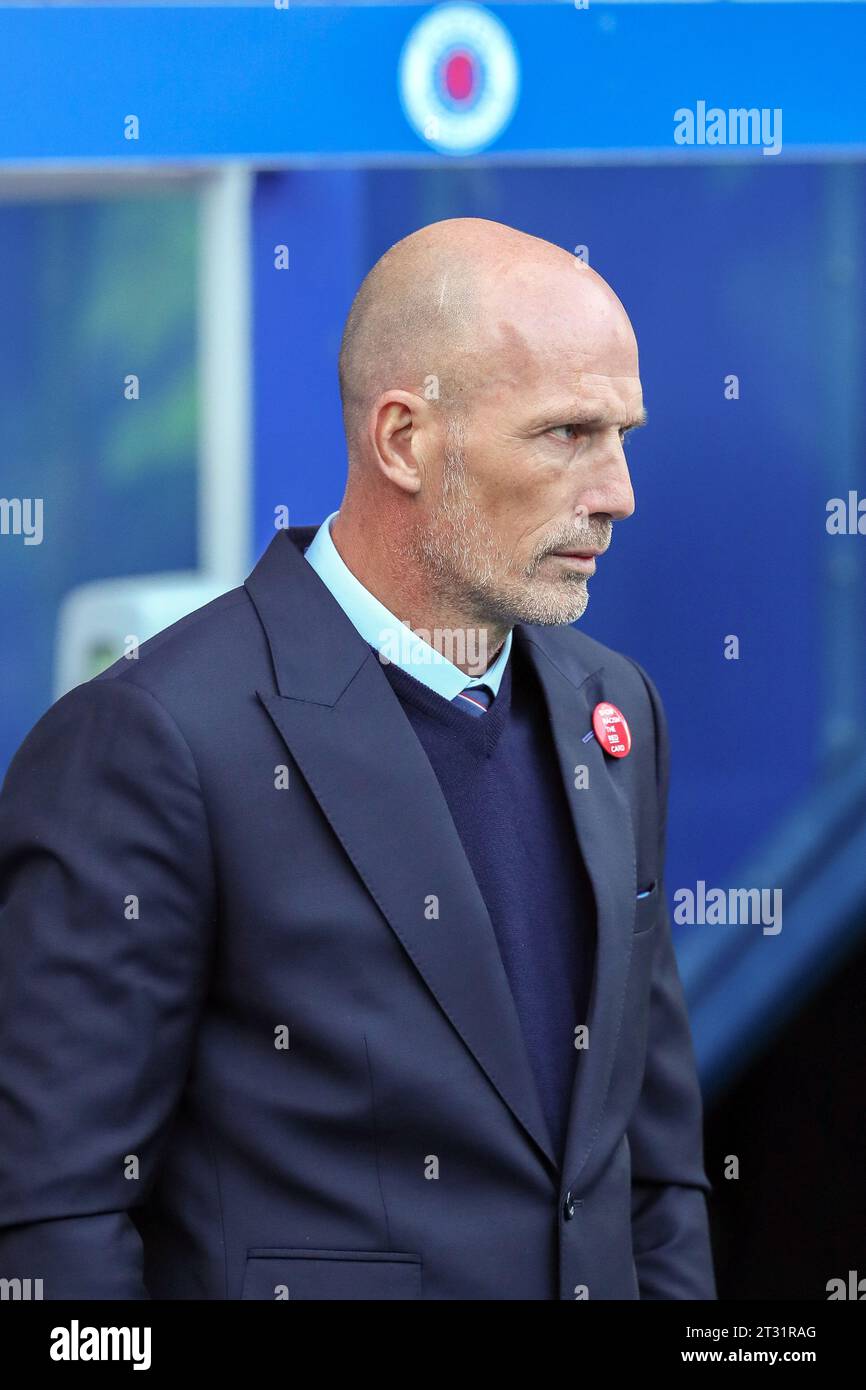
[591,701,632,758]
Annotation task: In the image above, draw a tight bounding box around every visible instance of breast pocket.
[633,881,659,934]
[241,1248,423,1300]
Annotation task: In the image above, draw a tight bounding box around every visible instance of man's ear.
[369,390,432,496]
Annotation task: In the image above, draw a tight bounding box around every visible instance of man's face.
[410,265,644,629]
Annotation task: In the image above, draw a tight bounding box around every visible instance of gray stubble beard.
[404,427,593,629]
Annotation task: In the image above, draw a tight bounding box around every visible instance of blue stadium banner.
[0,2,863,164]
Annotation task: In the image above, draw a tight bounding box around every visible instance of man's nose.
[582,451,635,522]
[610,465,636,521]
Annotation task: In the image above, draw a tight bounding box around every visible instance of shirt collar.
[303,510,512,702]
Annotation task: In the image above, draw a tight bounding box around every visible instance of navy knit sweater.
[379,637,596,1164]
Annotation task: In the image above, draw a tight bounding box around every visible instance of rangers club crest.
[398,3,520,155]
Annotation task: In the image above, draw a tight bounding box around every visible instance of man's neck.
[329,511,510,677]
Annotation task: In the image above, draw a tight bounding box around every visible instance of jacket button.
[563,1191,576,1220]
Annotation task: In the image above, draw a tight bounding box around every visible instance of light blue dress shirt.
[303,510,512,701]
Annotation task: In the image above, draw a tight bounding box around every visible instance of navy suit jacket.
[0,526,716,1300]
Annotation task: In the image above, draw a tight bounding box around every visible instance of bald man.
[0,219,715,1301]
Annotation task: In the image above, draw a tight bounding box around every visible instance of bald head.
[337,217,631,466]
[331,217,642,641]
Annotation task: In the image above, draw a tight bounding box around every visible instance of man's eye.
[549,423,582,442]
[549,424,631,444]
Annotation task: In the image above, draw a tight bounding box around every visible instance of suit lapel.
[245,528,560,1171]
[516,629,638,1189]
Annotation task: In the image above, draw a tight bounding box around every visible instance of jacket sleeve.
[625,659,717,1300]
[0,675,215,1299]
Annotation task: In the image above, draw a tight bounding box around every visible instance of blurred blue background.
[1,1,864,1297]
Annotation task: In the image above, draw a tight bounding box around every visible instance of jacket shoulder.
[91,583,270,705]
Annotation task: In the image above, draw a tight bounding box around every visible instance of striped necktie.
[452,684,494,717]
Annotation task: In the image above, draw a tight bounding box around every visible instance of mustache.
[537,526,612,559]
